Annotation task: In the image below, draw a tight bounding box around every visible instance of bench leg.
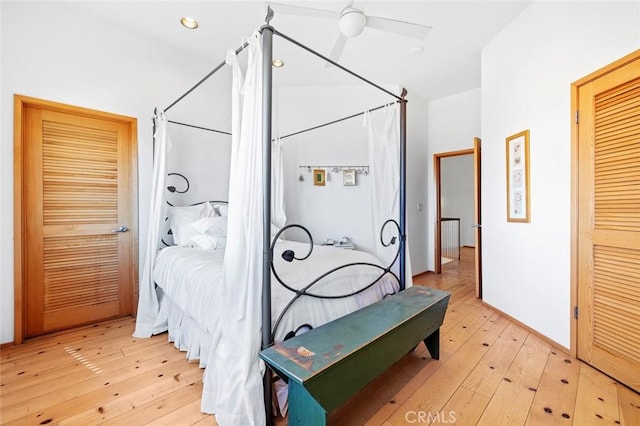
[424,328,441,360]
[288,381,328,426]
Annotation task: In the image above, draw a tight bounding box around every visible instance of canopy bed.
[134,19,411,425]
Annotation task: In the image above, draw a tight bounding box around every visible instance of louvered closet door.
[577,52,640,392]
[24,105,134,336]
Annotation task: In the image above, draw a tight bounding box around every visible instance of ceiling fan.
[268,2,432,62]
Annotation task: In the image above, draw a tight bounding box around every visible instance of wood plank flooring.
[2,247,639,425]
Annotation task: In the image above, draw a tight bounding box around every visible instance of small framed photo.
[343,169,356,186]
[506,130,530,222]
[313,169,326,186]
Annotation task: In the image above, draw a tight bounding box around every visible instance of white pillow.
[189,216,228,250]
[193,216,227,237]
[170,214,201,247]
[212,203,229,217]
[170,202,215,219]
[190,234,227,250]
[170,202,217,246]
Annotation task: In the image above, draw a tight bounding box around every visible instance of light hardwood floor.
[2,248,639,425]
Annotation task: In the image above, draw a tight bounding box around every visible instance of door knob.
[111,225,129,233]
[471,224,482,228]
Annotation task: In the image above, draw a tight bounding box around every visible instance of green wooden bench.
[259,285,451,425]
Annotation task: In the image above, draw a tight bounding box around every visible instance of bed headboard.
[161,171,229,247]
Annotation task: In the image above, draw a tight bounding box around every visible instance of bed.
[154,198,400,350]
[154,239,399,352]
[135,21,409,426]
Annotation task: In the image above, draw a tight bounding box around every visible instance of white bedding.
[152,240,399,342]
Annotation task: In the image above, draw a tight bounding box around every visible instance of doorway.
[434,138,482,298]
[14,95,138,343]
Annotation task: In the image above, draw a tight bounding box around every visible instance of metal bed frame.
[153,16,408,423]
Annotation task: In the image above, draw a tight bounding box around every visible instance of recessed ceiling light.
[272,59,285,68]
[180,16,199,29]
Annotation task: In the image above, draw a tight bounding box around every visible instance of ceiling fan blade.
[366,15,432,39]
[268,2,340,20]
[328,33,349,64]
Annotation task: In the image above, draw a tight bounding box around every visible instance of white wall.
[0,0,5,343]
[441,155,475,247]
[164,125,232,206]
[481,1,640,348]
[278,85,388,252]
[0,2,225,343]
[426,88,481,271]
[405,93,430,274]
[279,85,430,274]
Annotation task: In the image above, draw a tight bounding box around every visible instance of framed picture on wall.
[343,169,356,186]
[313,169,326,186]
[506,129,530,222]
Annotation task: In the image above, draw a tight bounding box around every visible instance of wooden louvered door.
[17,96,137,338]
[575,50,640,392]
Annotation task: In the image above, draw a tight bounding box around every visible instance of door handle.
[111,225,129,233]
[471,224,482,228]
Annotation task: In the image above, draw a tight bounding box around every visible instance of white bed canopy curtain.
[272,138,286,230]
[203,32,265,424]
[133,111,171,338]
[366,105,413,286]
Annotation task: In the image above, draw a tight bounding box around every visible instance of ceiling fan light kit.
[339,8,367,37]
[269,2,432,61]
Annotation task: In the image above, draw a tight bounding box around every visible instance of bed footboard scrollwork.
[270,220,401,342]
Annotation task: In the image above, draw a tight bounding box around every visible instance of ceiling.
[69,1,531,101]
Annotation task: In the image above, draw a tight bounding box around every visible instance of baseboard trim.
[1,341,15,349]
[412,271,434,280]
[481,300,571,354]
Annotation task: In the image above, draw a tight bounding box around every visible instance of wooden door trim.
[473,137,482,299]
[434,148,474,275]
[570,49,640,358]
[13,95,139,344]
[13,96,25,345]
[570,80,579,359]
